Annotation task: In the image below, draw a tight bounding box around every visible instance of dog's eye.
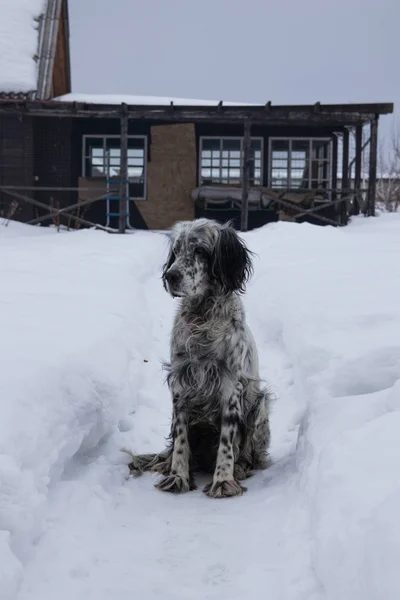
[194,247,207,258]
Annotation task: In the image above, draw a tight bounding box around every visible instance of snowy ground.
[1,214,400,600]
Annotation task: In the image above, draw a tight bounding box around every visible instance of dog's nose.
[165,270,182,287]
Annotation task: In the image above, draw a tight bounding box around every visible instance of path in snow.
[14,231,319,600]
[16,289,318,600]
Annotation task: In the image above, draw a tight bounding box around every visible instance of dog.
[127,218,271,498]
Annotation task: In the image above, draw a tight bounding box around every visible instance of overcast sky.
[69,0,399,148]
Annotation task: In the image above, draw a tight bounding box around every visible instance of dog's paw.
[155,473,195,494]
[120,449,143,477]
[128,462,143,477]
[203,479,247,498]
[234,463,254,481]
[255,452,271,470]
[152,460,173,477]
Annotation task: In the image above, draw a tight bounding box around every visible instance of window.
[269,138,331,190]
[83,136,147,199]
[199,137,263,186]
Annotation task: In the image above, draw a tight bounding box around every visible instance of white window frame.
[268,137,333,193]
[199,136,264,187]
[82,134,148,200]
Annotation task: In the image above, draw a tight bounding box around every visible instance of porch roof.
[0,98,394,127]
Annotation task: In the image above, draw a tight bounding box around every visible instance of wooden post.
[341,128,349,225]
[353,124,363,215]
[241,119,251,232]
[331,134,338,224]
[367,116,378,217]
[119,103,128,233]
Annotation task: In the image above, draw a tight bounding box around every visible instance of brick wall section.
[138,123,196,229]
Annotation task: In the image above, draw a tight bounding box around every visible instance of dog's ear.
[162,237,175,290]
[212,223,253,294]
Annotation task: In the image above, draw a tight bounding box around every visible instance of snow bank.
[0,0,45,94]
[246,212,400,600]
[55,93,258,106]
[0,222,169,596]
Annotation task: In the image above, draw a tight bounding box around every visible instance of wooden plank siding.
[0,116,34,221]
[51,0,71,98]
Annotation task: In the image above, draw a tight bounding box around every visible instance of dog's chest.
[173,315,229,361]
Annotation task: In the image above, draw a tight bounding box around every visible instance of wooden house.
[0,1,394,231]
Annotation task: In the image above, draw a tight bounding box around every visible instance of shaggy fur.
[126,218,271,498]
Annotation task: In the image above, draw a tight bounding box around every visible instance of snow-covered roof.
[0,0,46,95]
[55,93,259,107]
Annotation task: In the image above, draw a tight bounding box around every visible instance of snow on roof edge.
[54,93,260,107]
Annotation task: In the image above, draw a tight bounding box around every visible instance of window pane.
[222,139,241,151]
[128,138,145,149]
[105,138,120,150]
[200,137,262,186]
[85,138,104,177]
[271,140,289,187]
[290,140,309,187]
[311,140,331,187]
[270,138,331,191]
[202,139,220,151]
[83,136,146,198]
[251,139,261,151]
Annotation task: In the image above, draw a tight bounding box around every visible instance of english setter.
[127,218,271,498]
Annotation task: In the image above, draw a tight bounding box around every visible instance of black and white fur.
[127,218,271,498]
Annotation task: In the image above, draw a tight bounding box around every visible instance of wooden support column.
[341,128,349,225]
[119,103,128,233]
[331,134,338,224]
[367,116,378,217]
[353,124,363,215]
[241,119,251,232]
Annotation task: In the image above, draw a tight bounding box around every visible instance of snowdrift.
[0,214,399,600]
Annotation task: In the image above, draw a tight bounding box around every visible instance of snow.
[55,93,258,106]
[0,212,400,600]
[0,0,45,94]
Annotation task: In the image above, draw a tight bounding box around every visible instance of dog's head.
[162,218,253,298]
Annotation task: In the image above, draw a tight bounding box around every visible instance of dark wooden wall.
[33,117,73,220]
[0,113,341,229]
[0,115,34,221]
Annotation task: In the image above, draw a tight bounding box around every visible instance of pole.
[241,119,251,231]
[119,103,128,233]
[353,124,363,215]
[341,128,349,225]
[367,116,378,217]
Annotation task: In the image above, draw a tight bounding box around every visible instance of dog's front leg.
[156,396,195,493]
[204,381,246,498]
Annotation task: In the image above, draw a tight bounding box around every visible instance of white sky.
[69,0,399,150]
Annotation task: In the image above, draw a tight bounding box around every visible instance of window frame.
[268,137,333,193]
[198,136,264,187]
[82,134,148,200]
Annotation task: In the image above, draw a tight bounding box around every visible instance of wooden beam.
[119,103,128,233]
[0,101,393,125]
[241,120,251,232]
[331,134,338,222]
[341,128,350,225]
[366,116,378,217]
[353,124,363,215]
